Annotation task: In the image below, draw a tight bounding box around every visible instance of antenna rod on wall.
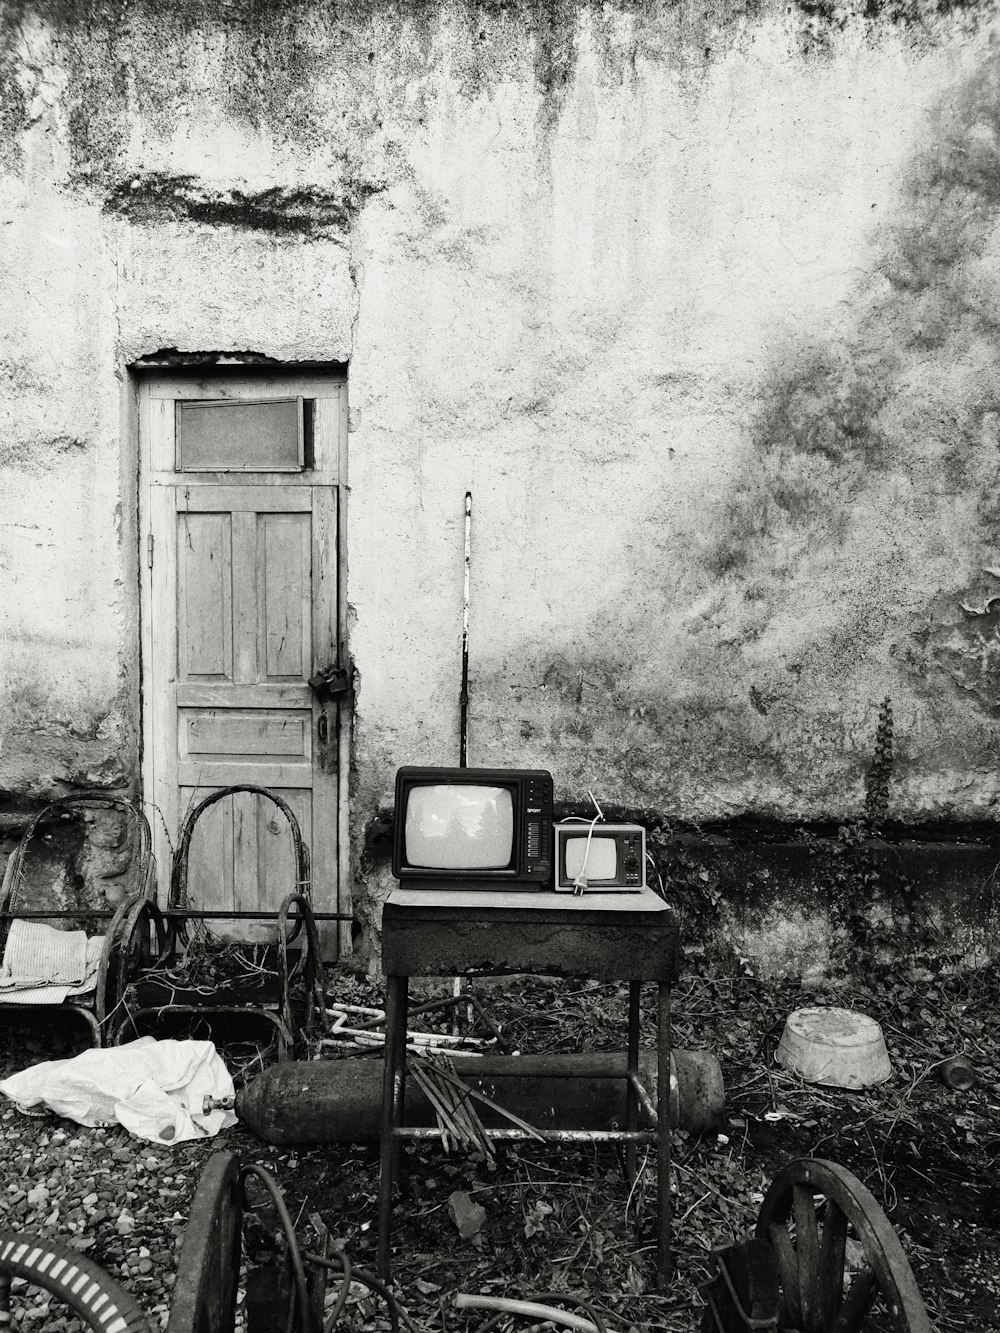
[459,491,472,768]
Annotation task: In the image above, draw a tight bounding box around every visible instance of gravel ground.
[0,1016,228,1330]
[2,963,999,1332]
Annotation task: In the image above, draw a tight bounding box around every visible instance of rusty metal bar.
[3,909,352,921]
[657,980,672,1289]
[2,911,118,918]
[377,975,406,1282]
[625,979,641,1177]
[627,1071,658,1126]
[393,1126,657,1143]
[160,909,353,921]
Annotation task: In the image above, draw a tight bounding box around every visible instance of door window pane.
[176,398,305,471]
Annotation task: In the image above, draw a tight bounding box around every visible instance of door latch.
[308,664,351,704]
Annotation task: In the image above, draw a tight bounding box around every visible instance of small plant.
[863,695,894,834]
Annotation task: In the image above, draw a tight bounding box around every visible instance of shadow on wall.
[701,42,1000,713]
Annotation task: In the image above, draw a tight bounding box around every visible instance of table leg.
[391,976,409,1182]
[625,981,641,1179]
[656,980,672,1289]
[377,973,407,1282]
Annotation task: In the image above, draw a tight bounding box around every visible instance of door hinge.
[147,533,154,569]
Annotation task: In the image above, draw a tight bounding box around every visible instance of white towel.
[0,920,91,1004]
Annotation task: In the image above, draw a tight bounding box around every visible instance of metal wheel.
[167,1151,243,1333]
[755,1158,932,1333]
[0,1231,152,1333]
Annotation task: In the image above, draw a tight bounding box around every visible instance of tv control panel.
[523,771,553,881]
[620,830,643,886]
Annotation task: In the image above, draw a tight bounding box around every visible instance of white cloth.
[0,920,94,1003]
[0,1037,238,1143]
[0,934,103,1005]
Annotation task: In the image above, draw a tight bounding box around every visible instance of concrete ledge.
[667,835,1000,978]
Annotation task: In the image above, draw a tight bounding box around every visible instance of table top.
[384,885,672,920]
[384,885,674,917]
[382,884,679,980]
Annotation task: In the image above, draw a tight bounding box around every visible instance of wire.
[303,1253,427,1333]
[573,817,600,895]
[561,793,607,894]
[240,1165,317,1333]
[322,1248,352,1333]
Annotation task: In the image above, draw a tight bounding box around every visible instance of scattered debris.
[1,960,998,1329]
[938,1053,978,1091]
[447,1189,487,1241]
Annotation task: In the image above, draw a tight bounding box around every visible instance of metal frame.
[375,889,678,1291]
[0,794,155,1047]
[112,785,349,1056]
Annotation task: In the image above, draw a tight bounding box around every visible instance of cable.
[562,791,606,895]
[303,1252,427,1333]
[241,1165,317,1333]
[322,1247,352,1333]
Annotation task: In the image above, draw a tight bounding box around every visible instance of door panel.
[259,513,311,679]
[178,512,233,679]
[140,373,346,953]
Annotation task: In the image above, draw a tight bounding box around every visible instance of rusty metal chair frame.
[0,793,156,1046]
[112,784,334,1059]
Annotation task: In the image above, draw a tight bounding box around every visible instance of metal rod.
[391,1126,657,1143]
[5,909,352,921]
[459,489,472,768]
[626,980,641,1177]
[657,980,673,1289]
[453,1295,607,1333]
[160,909,353,921]
[627,1070,658,1126]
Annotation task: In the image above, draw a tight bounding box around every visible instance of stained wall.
[2,0,999,939]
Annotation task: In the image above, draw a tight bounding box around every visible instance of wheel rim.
[166,1151,243,1333]
[755,1158,932,1333]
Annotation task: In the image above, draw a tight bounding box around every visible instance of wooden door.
[138,372,348,950]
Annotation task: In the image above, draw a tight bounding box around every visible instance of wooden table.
[376,886,681,1288]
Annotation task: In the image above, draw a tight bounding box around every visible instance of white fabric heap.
[0,920,101,1003]
[0,1037,238,1143]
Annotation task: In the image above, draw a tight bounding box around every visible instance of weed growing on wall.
[864,695,894,834]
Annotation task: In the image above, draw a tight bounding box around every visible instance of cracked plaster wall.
[1,1,1000,916]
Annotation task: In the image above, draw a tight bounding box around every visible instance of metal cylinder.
[231,1048,724,1144]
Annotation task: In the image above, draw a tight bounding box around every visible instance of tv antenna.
[454,490,473,1026]
[459,490,471,768]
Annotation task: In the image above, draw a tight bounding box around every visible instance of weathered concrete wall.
[2,0,1000,947]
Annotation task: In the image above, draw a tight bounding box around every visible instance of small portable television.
[392,766,554,890]
[553,822,647,893]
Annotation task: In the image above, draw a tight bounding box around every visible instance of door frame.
[131,360,352,955]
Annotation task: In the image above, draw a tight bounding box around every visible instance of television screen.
[404,784,514,870]
[564,836,618,881]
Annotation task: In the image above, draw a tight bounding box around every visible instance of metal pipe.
[8,909,352,921]
[453,1295,614,1333]
[392,1126,656,1143]
[459,490,471,768]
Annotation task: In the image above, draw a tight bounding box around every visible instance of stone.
[447,1190,486,1241]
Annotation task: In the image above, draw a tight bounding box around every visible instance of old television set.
[553,822,646,893]
[392,767,554,890]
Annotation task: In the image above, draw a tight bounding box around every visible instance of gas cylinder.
[221,1049,723,1145]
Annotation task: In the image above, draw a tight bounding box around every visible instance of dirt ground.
[0,958,998,1332]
